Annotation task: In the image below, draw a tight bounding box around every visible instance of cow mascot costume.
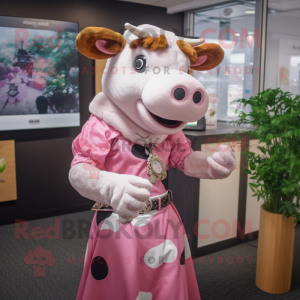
[69,23,236,300]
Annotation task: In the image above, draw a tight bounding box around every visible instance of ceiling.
[119,0,300,14]
[118,0,227,14]
[269,0,300,12]
[194,2,256,22]
[119,0,194,8]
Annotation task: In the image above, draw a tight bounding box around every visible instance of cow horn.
[125,23,204,46]
[124,23,151,38]
[177,37,205,46]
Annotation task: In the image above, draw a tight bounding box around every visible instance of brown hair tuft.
[130,35,168,50]
[176,40,198,64]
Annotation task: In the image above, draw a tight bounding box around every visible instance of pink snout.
[141,70,209,123]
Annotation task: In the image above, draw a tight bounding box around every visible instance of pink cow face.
[76,24,224,135]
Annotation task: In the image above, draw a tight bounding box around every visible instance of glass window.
[264,0,300,97]
[191,1,261,125]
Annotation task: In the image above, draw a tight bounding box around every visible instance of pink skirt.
[77,203,201,300]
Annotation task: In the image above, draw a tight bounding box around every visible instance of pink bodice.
[71,115,193,196]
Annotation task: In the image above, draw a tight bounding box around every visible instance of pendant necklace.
[146,143,167,184]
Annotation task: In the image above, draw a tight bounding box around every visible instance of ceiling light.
[234,33,240,36]
[245,10,255,14]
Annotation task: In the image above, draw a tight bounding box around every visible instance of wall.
[0,0,183,225]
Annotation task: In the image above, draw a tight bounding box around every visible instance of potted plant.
[232,88,300,294]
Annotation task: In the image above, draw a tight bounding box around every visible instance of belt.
[91,190,173,214]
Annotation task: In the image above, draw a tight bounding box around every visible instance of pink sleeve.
[71,115,120,169]
[168,131,193,172]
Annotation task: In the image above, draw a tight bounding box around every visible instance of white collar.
[89,92,168,146]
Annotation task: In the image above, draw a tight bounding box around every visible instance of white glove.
[184,144,236,179]
[69,163,152,222]
[207,144,236,179]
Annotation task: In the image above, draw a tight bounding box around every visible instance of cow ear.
[76,27,126,60]
[190,43,224,71]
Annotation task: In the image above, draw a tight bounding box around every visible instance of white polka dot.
[183,234,191,260]
[135,291,153,300]
[144,239,178,269]
[100,213,120,232]
[131,210,157,227]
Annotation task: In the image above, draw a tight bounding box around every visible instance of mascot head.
[76,23,224,135]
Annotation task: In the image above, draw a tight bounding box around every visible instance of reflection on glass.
[193,1,258,123]
[265,0,300,96]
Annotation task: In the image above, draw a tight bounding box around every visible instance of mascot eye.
[133,55,146,73]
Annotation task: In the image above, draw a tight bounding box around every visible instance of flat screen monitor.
[0,15,80,131]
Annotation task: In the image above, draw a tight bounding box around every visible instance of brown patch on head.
[76,27,126,59]
[176,40,198,64]
[130,34,168,51]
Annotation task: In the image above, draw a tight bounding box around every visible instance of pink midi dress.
[71,115,201,300]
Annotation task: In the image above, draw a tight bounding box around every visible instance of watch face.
[152,159,162,174]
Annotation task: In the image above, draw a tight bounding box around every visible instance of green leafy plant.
[0,157,5,173]
[0,157,5,183]
[43,74,78,99]
[232,88,300,223]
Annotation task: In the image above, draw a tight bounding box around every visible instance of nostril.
[173,88,186,101]
[193,91,202,104]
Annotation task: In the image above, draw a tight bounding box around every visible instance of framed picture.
[0,140,17,202]
[0,15,80,131]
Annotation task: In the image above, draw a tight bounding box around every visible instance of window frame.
[184,0,269,94]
